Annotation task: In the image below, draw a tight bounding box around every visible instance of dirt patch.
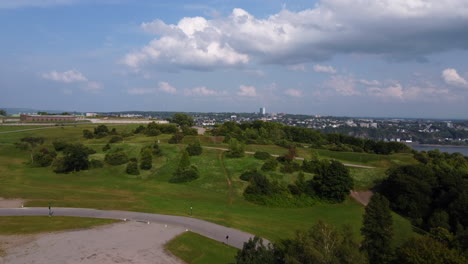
[0,198,25,208]
[0,221,184,264]
[350,191,373,206]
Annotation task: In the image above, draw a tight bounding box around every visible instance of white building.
[259,107,266,115]
[86,112,98,117]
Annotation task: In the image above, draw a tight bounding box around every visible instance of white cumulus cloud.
[367,84,404,99]
[124,1,468,71]
[184,86,223,96]
[442,68,468,88]
[325,75,360,96]
[313,65,337,74]
[237,85,257,97]
[284,89,303,97]
[158,82,177,94]
[42,70,88,83]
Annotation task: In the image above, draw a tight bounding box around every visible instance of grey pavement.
[0,207,265,249]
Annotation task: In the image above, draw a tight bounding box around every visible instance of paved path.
[0,207,260,249]
[204,146,375,169]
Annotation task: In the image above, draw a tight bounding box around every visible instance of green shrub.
[261,158,278,172]
[239,168,262,181]
[52,140,69,151]
[104,151,129,165]
[33,148,56,167]
[254,151,271,160]
[126,161,140,175]
[140,149,153,170]
[186,140,203,156]
[90,159,104,169]
[102,143,111,151]
[82,129,94,139]
[109,136,123,144]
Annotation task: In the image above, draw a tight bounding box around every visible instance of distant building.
[20,114,76,122]
[86,112,98,117]
[370,123,378,128]
[259,107,266,115]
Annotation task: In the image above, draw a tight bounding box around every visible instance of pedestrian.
[226,235,229,244]
[48,203,52,217]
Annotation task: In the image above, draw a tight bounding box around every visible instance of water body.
[409,145,468,156]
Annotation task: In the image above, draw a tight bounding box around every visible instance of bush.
[186,140,203,156]
[109,136,123,143]
[104,151,129,165]
[126,161,140,175]
[254,151,271,160]
[102,143,111,151]
[240,168,262,182]
[261,158,278,172]
[168,132,184,144]
[33,148,57,167]
[90,159,104,168]
[52,140,69,151]
[169,166,199,183]
[226,138,244,158]
[280,161,301,173]
[146,128,161,136]
[82,129,94,139]
[140,149,153,170]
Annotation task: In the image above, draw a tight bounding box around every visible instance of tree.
[311,160,353,203]
[235,236,275,264]
[15,137,45,164]
[186,139,203,156]
[226,138,245,158]
[140,148,153,170]
[126,161,140,175]
[278,221,367,264]
[0,109,6,116]
[168,132,184,144]
[54,143,90,173]
[82,129,94,139]
[104,151,129,165]
[171,113,194,127]
[396,236,466,264]
[361,193,394,264]
[169,150,199,183]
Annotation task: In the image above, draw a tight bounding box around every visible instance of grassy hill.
[0,124,416,244]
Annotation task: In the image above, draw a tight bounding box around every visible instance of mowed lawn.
[166,231,237,264]
[0,125,415,244]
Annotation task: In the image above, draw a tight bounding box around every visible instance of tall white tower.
[260,107,266,115]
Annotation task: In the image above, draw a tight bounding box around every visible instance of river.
[409,144,468,156]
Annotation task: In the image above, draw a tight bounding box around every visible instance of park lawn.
[0,126,56,132]
[0,216,118,235]
[0,125,416,245]
[349,167,388,190]
[165,231,237,264]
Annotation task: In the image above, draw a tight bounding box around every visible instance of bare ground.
[0,198,25,208]
[0,221,185,264]
[350,191,374,206]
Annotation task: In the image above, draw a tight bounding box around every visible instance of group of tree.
[169,150,200,183]
[241,158,353,206]
[211,120,411,155]
[380,149,468,234]
[236,193,467,263]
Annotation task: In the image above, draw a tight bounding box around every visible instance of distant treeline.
[211,121,411,155]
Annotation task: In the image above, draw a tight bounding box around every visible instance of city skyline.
[1,0,468,119]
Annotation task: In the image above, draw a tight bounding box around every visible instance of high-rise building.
[259,107,266,115]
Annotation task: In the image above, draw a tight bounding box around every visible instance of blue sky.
[1,0,468,118]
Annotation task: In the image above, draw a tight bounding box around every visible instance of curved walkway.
[0,207,260,249]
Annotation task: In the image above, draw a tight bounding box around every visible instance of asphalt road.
[0,207,264,249]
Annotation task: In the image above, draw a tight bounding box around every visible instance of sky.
[1,0,468,119]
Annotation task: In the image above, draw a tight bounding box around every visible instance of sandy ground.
[0,198,25,208]
[0,221,185,264]
[350,191,374,206]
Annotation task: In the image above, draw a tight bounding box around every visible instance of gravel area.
[0,221,184,264]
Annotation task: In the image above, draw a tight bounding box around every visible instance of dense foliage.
[361,193,394,264]
[53,143,91,173]
[186,139,203,156]
[104,151,129,165]
[380,150,468,233]
[169,150,199,183]
[212,121,410,155]
[140,148,153,170]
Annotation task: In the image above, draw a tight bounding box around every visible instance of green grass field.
[165,232,237,264]
[0,125,417,245]
[0,216,117,235]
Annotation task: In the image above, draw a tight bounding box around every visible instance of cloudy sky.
[1,0,468,118]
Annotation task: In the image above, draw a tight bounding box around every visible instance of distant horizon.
[2,106,467,121]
